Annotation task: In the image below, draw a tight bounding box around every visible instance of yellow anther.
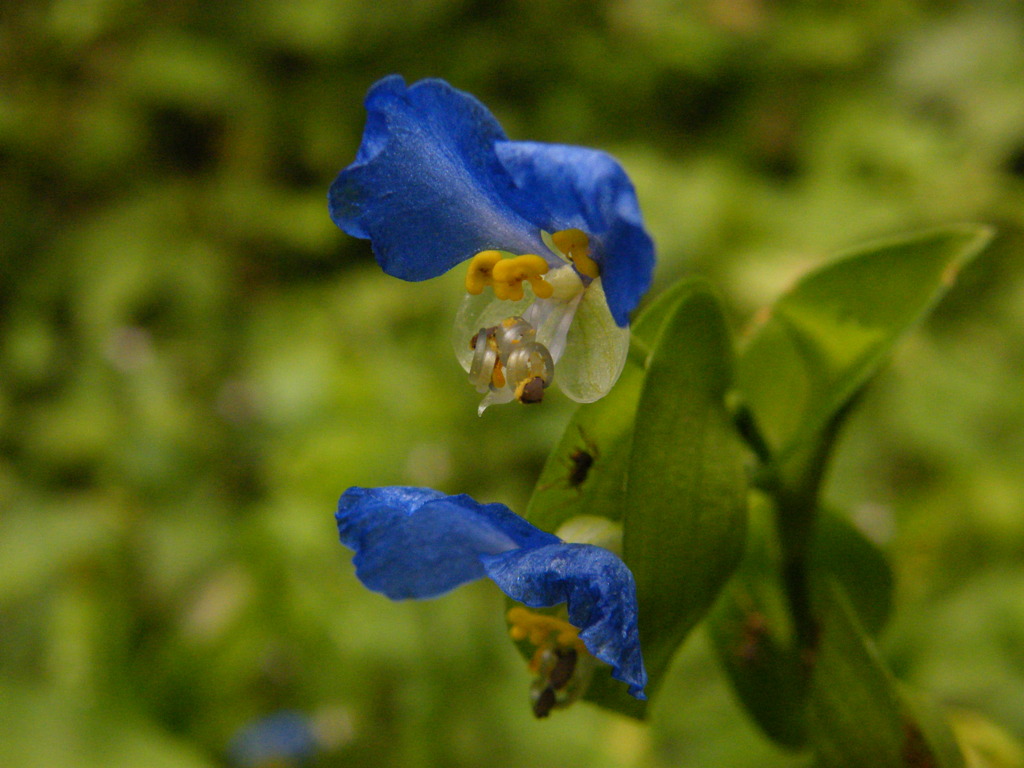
[571,251,600,280]
[468,253,552,301]
[552,228,600,279]
[492,254,549,280]
[551,228,588,256]
[528,275,554,299]
[465,250,502,295]
[506,607,585,657]
[493,279,525,302]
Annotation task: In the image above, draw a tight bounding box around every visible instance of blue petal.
[336,486,560,599]
[495,141,655,326]
[481,543,648,699]
[329,76,549,281]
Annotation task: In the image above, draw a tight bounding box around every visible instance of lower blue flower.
[227,711,318,768]
[336,486,647,700]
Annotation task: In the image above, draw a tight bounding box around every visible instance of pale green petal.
[557,278,630,403]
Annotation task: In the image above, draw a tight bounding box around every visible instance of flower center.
[507,607,593,718]
[457,229,600,412]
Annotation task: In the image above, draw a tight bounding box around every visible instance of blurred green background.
[2,1,1023,766]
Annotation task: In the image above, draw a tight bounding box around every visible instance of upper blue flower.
[329,75,654,328]
[337,485,647,700]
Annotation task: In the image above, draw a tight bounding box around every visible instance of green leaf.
[708,506,895,748]
[525,278,734,717]
[737,225,994,480]
[623,281,748,703]
[812,511,893,637]
[524,367,642,533]
[526,277,716,534]
[810,580,965,768]
[707,496,810,748]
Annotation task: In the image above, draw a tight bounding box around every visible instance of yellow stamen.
[507,607,585,657]
[509,606,595,717]
[465,250,502,294]
[492,254,549,281]
[493,279,524,302]
[528,274,554,299]
[465,252,552,300]
[552,228,600,279]
[571,252,600,279]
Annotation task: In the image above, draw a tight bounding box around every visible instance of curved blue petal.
[336,486,560,599]
[481,543,648,699]
[495,141,655,326]
[329,76,549,280]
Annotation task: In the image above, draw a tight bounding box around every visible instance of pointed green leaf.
[811,511,893,636]
[623,281,748,702]
[524,368,642,534]
[810,580,965,768]
[709,506,895,748]
[526,277,718,535]
[631,276,719,349]
[708,497,810,748]
[524,278,730,717]
[737,226,994,478]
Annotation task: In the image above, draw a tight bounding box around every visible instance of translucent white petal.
[522,293,581,365]
[555,278,630,403]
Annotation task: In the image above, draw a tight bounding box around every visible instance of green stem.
[772,402,854,670]
[733,403,773,466]
[776,487,821,670]
[725,400,817,660]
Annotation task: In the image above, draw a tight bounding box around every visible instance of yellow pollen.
[491,359,506,389]
[507,607,585,663]
[514,376,544,404]
[552,228,600,279]
[465,252,553,300]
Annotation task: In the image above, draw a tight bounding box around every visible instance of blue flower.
[336,486,647,702]
[329,76,655,411]
[227,711,318,768]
